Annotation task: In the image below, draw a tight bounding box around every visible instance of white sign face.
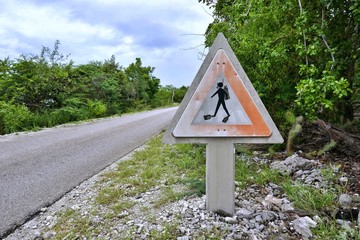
[172,49,271,138]
[191,73,252,126]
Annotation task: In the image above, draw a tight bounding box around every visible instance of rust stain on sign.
[172,49,271,137]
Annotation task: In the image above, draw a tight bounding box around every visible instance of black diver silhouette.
[204,82,230,123]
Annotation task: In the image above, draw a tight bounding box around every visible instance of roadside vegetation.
[0,42,187,135]
[44,133,357,239]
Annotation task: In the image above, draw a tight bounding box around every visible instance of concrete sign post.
[163,33,283,215]
[206,139,235,214]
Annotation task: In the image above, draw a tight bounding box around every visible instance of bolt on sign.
[163,33,283,215]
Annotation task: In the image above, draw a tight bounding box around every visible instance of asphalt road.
[0,107,177,238]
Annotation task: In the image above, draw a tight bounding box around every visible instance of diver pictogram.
[203,81,230,123]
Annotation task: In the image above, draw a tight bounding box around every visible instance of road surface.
[0,107,177,238]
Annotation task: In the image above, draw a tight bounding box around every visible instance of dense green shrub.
[0,102,34,134]
[0,43,188,135]
[87,100,107,117]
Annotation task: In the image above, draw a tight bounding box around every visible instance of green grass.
[97,136,206,200]
[312,217,360,239]
[148,222,180,239]
[46,134,207,238]
[234,156,289,188]
[45,133,350,239]
[180,178,206,197]
[110,200,136,214]
[50,209,97,239]
[282,181,337,212]
[152,186,181,208]
[96,187,125,205]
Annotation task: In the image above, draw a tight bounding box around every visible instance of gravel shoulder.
[4,137,360,240]
[4,146,145,240]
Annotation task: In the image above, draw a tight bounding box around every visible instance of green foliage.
[0,42,186,135]
[87,100,107,117]
[200,0,360,124]
[174,85,188,102]
[151,85,187,107]
[0,101,34,134]
[125,57,160,106]
[284,111,296,126]
[295,68,351,120]
[5,41,74,112]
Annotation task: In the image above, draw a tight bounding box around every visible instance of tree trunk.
[314,119,360,160]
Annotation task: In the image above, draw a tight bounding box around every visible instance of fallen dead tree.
[290,119,360,161]
[314,119,360,160]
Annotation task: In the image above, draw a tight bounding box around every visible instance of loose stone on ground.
[4,152,360,239]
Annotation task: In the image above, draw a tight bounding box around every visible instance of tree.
[174,85,188,103]
[199,0,359,124]
[0,42,172,134]
[71,57,129,114]
[2,41,74,111]
[0,58,15,102]
[125,58,160,106]
[293,0,358,121]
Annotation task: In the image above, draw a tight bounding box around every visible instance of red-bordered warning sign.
[163,33,283,143]
[173,49,271,137]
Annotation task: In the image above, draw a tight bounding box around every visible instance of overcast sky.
[0,0,213,87]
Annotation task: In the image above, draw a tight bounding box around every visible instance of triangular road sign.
[163,33,283,144]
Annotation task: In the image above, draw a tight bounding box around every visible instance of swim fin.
[222,116,229,123]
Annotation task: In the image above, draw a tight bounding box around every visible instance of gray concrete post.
[206,138,235,215]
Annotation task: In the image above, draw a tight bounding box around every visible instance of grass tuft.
[235,157,289,188]
[282,181,336,212]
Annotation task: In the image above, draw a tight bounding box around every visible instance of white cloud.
[0,0,213,87]
[1,1,116,43]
